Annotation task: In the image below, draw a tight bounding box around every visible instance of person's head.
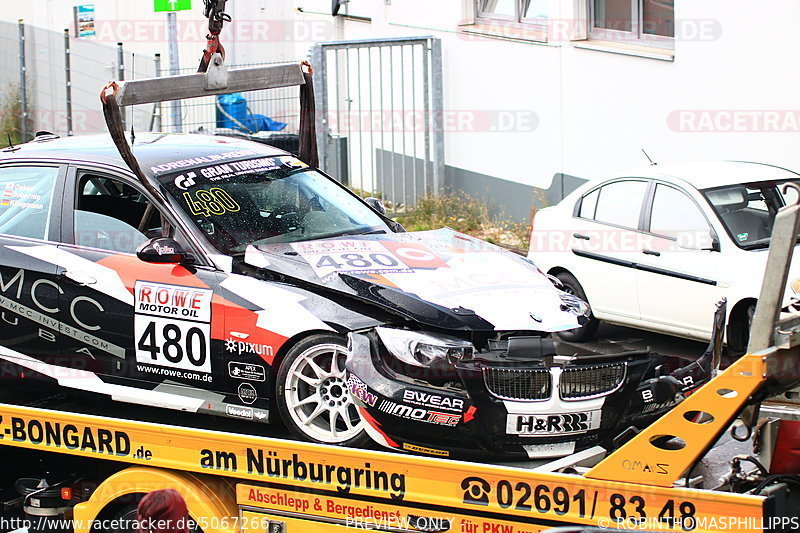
[137,489,189,533]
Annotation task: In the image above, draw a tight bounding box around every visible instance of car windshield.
[702,181,800,249]
[160,155,390,255]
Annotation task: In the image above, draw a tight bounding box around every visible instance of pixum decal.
[225,338,274,359]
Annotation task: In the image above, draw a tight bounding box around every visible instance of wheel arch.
[73,467,237,533]
[727,296,757,351]
[268,328,348,401]
[546,267,592,301]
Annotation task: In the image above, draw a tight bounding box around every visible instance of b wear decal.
[402,390,465,412]
[134,282,213,376]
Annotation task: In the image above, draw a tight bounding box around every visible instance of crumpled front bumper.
[345,331,653,460]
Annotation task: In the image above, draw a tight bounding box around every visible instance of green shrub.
[0,85,24,145]
[396,190,533,250]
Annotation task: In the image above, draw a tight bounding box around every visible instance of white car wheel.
[277,336,367,445]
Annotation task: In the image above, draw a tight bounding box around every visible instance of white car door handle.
[63,271,98,286]
[642,249,661,257]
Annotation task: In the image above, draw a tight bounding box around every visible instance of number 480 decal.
[183,188,240,217]
[138,321,207,367]
[134,317,212,374]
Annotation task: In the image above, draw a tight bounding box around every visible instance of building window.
[476,0,548,26]
[590,0,674,45]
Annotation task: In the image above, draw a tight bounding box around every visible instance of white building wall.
[4,0,800,194]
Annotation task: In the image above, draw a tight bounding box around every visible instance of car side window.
[649,184,710,239]
[0,166,58,240]
[578,188,599,219]
[74,174,189,255]
[592,180,649,229]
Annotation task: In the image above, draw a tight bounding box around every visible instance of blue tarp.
[215,93,287,133]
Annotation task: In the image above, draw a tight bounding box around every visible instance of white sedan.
[528,161,800,353]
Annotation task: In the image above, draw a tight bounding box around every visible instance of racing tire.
[554,272,599,343]
[276,334,369,447]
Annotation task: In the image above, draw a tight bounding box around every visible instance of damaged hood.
[244,228,582,332]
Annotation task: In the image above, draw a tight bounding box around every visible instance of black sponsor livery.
[0,133,717,458]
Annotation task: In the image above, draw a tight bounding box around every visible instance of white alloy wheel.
[282,343,364,443]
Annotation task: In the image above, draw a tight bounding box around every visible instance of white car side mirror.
[676,230,719,252]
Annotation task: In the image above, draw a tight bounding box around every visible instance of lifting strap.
[298,61,319,167]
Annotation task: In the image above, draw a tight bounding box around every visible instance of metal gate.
[312,36,444,210]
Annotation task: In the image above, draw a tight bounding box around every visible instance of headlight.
[376,327,474,367]
[558,291,591,317]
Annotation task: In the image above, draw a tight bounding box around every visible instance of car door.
[0,163,66,375]
[635,182,726,337]
[56,166,231,407]
[567,179,650,322]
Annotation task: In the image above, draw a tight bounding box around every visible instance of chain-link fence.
[0,21,299,144]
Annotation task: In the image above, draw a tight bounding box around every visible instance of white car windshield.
[702,181,799,249]
[160,155,390,255]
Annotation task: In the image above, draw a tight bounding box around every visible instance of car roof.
[0,133,289,177]
[605,160,800,190]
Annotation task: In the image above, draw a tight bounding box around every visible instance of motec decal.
[134,281,213,375]
[377,399,461,427]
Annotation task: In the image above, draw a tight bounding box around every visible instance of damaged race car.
[0,133,718,459]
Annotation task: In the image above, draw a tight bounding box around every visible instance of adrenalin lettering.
[245,448,406,500]
[10,418,130,456]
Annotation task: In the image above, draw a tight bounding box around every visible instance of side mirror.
[137,237,189,264]
[364,197,387,215]
[676,230,719,252]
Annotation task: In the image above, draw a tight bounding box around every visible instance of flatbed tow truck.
[2,3,800,532]
[1,225,800,533]
[0,139,796,533]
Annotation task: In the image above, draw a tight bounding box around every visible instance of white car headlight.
[558,291,591,317]
[376,327,474,367]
